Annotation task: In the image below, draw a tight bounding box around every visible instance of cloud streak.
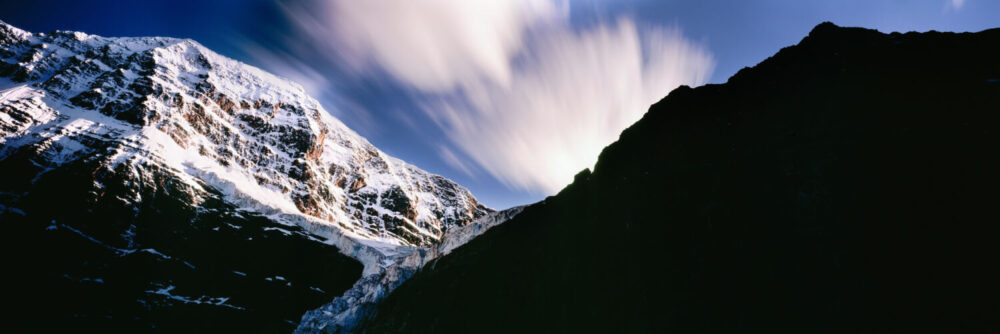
[425,19,714,192]
[280,0,566,92]
[259,0,714,195]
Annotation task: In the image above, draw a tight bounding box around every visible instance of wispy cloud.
[438,145,478,178]
[255,0,714,194]
[240,41,329,97]
[949,0,966,10]
[278,0,567,92]
[424,19,713,193]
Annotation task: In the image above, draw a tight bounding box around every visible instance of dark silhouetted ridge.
[357,22,1000,333]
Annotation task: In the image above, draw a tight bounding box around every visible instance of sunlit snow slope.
[0,21,502,332]
[0,22,490,248]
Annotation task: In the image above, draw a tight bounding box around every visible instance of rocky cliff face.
[0,21,496,331]
[358,23,1000,333]
[0,21,490,249]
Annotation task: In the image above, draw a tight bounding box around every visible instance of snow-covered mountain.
[0,21,509,332]
[0,21,490,248]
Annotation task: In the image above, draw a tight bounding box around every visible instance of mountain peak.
[2,22,512,330]
[808,21,839,36]
[0,22,491,252]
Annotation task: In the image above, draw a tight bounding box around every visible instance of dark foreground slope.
[360,23,1000,333]
[1,154,364,332]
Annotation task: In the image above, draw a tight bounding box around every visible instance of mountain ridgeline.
[358,23,1000,332]
[0,21,493,332]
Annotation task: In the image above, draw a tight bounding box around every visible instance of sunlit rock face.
[0,21,493,331]
[0,21,490,248]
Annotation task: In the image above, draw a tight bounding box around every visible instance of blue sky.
[4,0,998,209]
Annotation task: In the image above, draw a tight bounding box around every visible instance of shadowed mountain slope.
[359,22,1000,333]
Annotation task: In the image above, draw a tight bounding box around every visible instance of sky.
[3,0,998,209]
